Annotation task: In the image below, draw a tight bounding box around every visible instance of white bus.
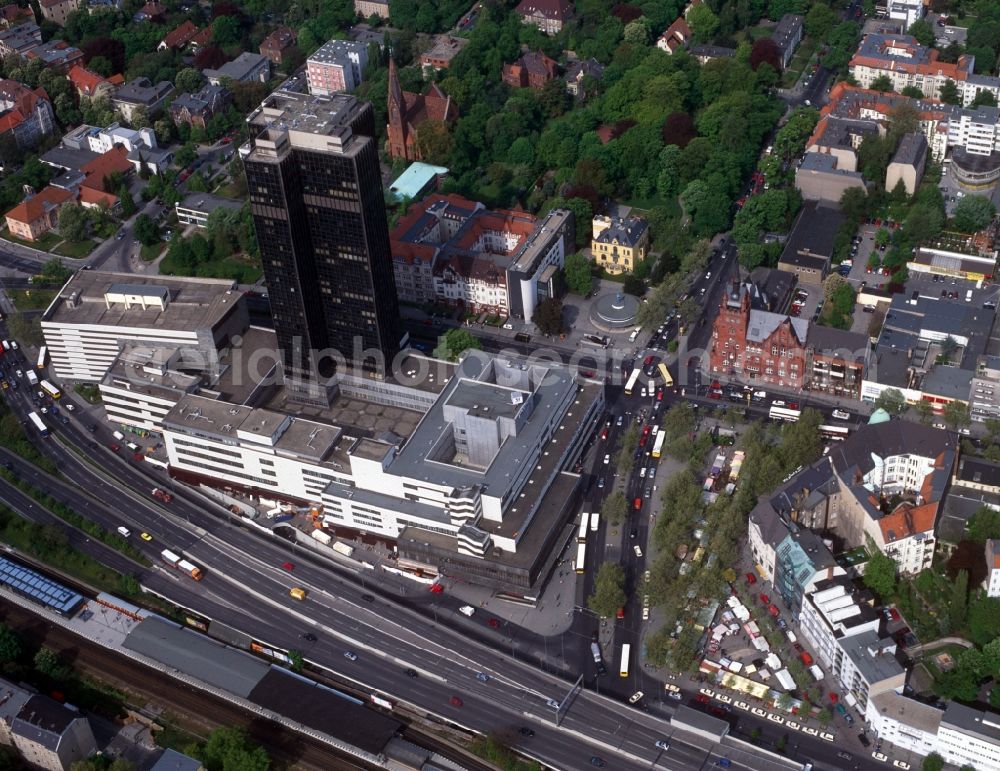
[619,643,631,678]
[819,424,850,441]
[575,543,586,574]
[589,511,599,532]
[624,368,641,397]
[577,515,589,544]
[27,411,48,437]
[40,380,61,399]
[36,346,46,370]
[768,405,801,422]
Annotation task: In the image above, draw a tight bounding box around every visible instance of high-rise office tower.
[242,91,403,403]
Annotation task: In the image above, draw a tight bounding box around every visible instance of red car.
[616,607,625,619]
[109,443,120,452]
[759,593,770,604]
[600,428,609,440]
[449,695,463,707]
[800,652,814,666]
[745,572,757,585]
[643,355,654,366]
[282,561,295,571]
[695,693,710,704]
[220,136,232,144]
[656,389,664,401]
[132,452,145,462]
[488,618,500,629]
[178,171,191,182]
[888,607,901,622]
[642,425,652,437]
[633,498,642,511]
[768,604,780,617]
[430,583,444,594]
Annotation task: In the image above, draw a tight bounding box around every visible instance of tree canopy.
[588,562,627,618]
[433,328,482,362]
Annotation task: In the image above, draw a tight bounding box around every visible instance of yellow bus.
[657,362,673,387]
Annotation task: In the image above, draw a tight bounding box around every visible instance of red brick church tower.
[386,58,458,162]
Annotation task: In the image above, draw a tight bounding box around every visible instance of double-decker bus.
[619,643,631,678]
[27,411,48,437]
[577,514,589,544]
[624,368,641,396]
[657,361,673,387]
[651,432,666,459]
[575,543,586,574]
[819,425,850,441]
[768,405,801,422]
[39,380,61,399]
[36,346,46,370]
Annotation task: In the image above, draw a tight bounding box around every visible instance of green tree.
[33,647,72,681]
[969,506,1000,542]
[175,142,197,168]
[908,19,935,47]
[901,85,925,99]
[870,74,893,92]
[563,252,593,295]
[913,399,934,426]
[7,311,42,346]
[133,213,159,246]
[939,79,962,105]
[118,185,136,217]
[57,202,89,242]
[38,257,72,283]
[968,595,1000,647]
[286,649,303,673]
[432,328,482,362]
[922,753,944,771]
[874,387,907,416]
[602,491,628,527]
[863,547,897,599]
[973,89,998,108]
[212,16,242,47]
[0,624,21,664]
[174,66,203,94]
[588,562,627,618]
[199,726,271,771]
[805,3,836,39]
[532,297,564,336]
[622,18,650,46]
[952,569,969,629]
[943,400,971,432]
[952,194,996,232]
[687,3,719,42]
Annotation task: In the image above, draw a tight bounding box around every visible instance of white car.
[892,762,910,770]
[603,454,610,464]
[820,732,835,742]
[832,408,851,421]
[751,707,767,717]
[715,693,732,704]
[664,683,681,693]
[871,752,888,762]
[766,713,785,724]
[629,691,644,704]
[633,545,642,557]
[699,688,715,698]
[64,403,75,412]
[735,701,750,711]
[801,726,819,736]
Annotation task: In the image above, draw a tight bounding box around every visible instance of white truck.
[311,529,332,545]
[26,370,38,386]
[331,540,353,557]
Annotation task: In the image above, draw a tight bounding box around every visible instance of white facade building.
[887,0,923,30]
[865,691,941,757]
[986,539,1000,597]
[936,703,1000,769]
[40,272,246,383]
[85,122,156,154]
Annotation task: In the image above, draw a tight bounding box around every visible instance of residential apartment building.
[175,192,243,228]
[111,77,173,122]
[353,0,389,19]
[158,20,200,51]
[3,185,72,241]
[306,39,369,95]
[67,65,122,99]
[591,215,649,275]
[887,0,923,29]
[0,22,40,57]
[515,0,573,35]
[203,52,269,86]
[849,33,1000,107]
[970,355,1000,423]
[38,0,81,26]
[771,13,803,69]
[865,691,941,759]
[502,51,558,90]
[259,26,297,66]
[0,79,55,149]
[656,17,691,54]
[391,194,573,320]
[169,83,231,129]
[24,40,83,74]
[884,132,927,195]
[936,703,1000,769]
[243,90,403,400]
[9,693,98,771]
[418,35,468,71]
[39,271,247,382]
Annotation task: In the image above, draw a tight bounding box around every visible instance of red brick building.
[711,283,808,390]
[386,58,458,162]
[710,281,869,397]
[502,51,558,90]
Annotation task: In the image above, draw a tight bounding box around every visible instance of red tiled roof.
[0,80,49,134]
[0,4,34,25]
[190,27,213,48]
[162,20,199,50]
[78,186,118,207]
[80,146,131,188]
[4,186,72,225]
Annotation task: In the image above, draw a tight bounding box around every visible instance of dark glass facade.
[244,96,402,392]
